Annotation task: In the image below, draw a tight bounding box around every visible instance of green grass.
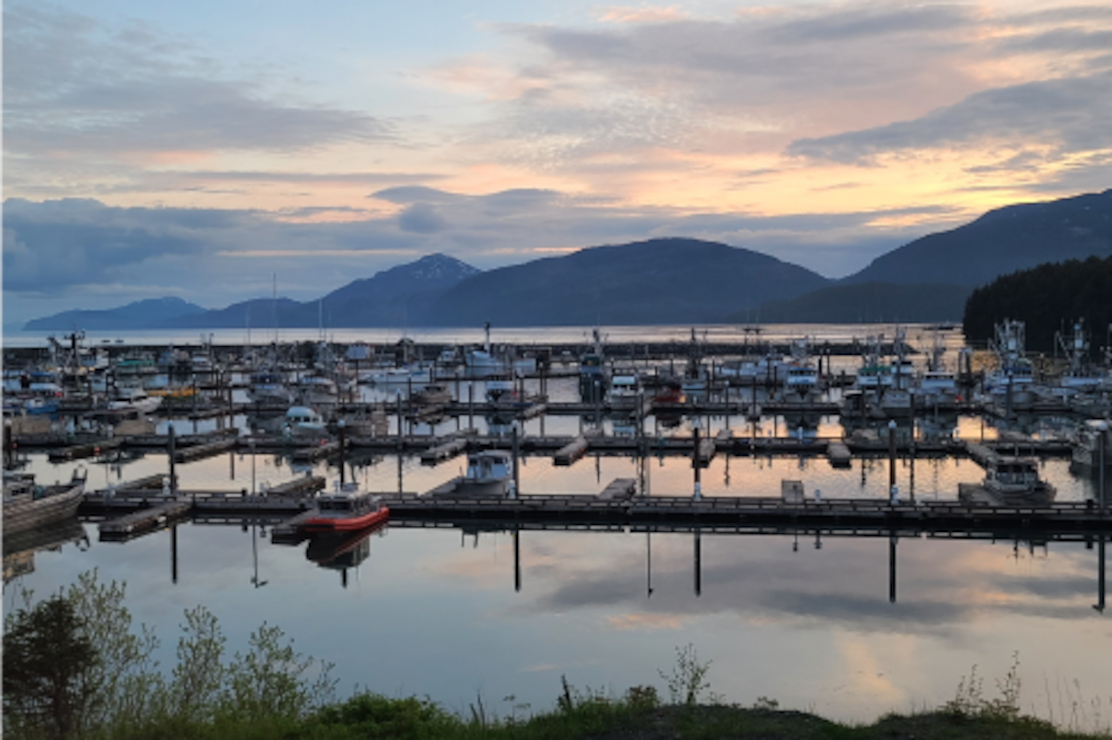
[75,692,1111,740]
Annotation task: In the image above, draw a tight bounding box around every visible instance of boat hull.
[3,481,86,536]
[302,506,390,533]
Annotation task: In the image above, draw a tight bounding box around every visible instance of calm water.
[5,324,1109,726]
[3,322,970,350]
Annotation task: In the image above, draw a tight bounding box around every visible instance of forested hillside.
[962,256,1112,352]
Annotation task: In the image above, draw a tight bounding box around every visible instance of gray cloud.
[372,186,462,204]
[3,2,393,166]
[786,71,1112,165]
[398,203,449,234]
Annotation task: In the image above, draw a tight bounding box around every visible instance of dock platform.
[99,500,192,539]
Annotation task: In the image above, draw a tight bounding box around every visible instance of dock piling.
[168,424,177,497]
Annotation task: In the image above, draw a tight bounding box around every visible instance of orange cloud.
[606,612,688,631]
[598,6,688,24]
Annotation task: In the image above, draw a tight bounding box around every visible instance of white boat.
[360,365,432,386]
[464,323,507,378]
[456,451,513,497]
[606,375,639,405]
[282,406,329,438]
[579,327,608,399]
[485,377,518,404]
[983,319,1037,406]
[914,330,956,399]
[855,362,893,391]
[781,337,819,398]
[784,361,818,397]
[718,353,784,382]
[1048,320,1105,397]
[918,370,957,398]
[413,383,452,406]
[1070,420,1111,471]
[108,387,162,414]
[982,456,1056,505]
[293,374,338,405]
[249,371,294,405]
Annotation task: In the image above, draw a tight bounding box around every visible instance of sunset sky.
[4,0,1111,328]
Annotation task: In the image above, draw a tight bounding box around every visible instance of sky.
[3,0,1112,328]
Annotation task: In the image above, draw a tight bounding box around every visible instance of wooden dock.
[598,478,637,500]
[99,500,192,539]
[554,435,591,466]
[292,440,343,462]
[421,437,469,464]
[48,438,123,461]
[380,494,1112,535]
[265,476,325,496]
[75,467,1112,538]
[827,441,852,468]
[174,438,238,463]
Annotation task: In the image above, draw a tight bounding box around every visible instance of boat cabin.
[986,457,1041,490]
[607,375,638,400]
[316,486,381,516]
[465,451,512,483]
[286,406,322,423]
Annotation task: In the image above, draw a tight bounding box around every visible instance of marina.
[4,322,1111,725]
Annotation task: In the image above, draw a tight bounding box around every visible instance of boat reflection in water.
[305,520,388,588]
[3,517,89,584]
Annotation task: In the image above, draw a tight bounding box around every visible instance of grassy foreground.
[5,573,1109,739]
[90,692,1109,740]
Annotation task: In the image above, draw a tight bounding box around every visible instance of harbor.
[5,322,1111,726]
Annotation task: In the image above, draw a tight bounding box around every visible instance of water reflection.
[6,512,1109,725]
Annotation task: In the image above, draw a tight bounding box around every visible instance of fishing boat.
[108,387,162,414]
[465,323,507,378]
[292,374,338,405]
[302,485,389,532]
[413,383,452,406]
[1070,420,1111,472]
[961,456,1057,506]
[360,364,432,386]
[917,331,957,401]
[606,375,639,406]
[457,450,513,497]
[651,377,683,404]
[249,370,295,405]
[3,469,87,536]
[579,327,608,400]
[281,406,329,438]
[784,361,818,397]
[983,319,1037,406]
[1048,320,1105,397]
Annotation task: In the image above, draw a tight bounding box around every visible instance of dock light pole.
[168,423,176,498]
[692,418,702,500]
[888,419,898,504]
[725,381,730,430]
[511,420,520,499]
[338,419,346,488]
[1097,420,1108,510]
[250,437,256,496]
[594,378,601,426]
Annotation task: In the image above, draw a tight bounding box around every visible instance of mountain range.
[22,189,1112,330]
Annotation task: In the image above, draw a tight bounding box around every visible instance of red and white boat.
[302,486,389,532]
